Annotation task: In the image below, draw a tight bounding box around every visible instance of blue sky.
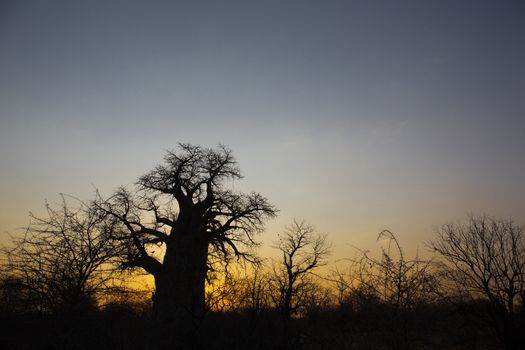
[1,0,524,257]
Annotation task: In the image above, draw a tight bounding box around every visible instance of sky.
[1,0,524,260]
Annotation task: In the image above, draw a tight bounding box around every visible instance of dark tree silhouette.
[271,220,331,320]
[340,230,440,350]
[95,144,276,337]
[431,215,525,350]
[235,264,272,318]
[1,196,122,315]
[354,230,439,310]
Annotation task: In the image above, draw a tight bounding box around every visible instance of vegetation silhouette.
[270,220,331,348]
[93,143,277,347]
[431,215,525,350]
[274,221,331,317]
[1,195,125,316]
[1,145,524,350]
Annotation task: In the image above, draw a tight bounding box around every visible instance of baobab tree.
[95,144,276,337]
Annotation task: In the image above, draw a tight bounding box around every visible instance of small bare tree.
[1,196,123,315]
[238,266,271,315]
[431,215,525,350]
[331,230,439,350]
[203,262,271,316]
[271,220,331,320]
[360,230,439,309]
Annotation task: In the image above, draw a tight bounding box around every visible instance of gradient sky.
[1,0,524,259]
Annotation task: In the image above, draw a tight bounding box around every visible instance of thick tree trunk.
[152,233,208,345]
[283,286,293,320]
